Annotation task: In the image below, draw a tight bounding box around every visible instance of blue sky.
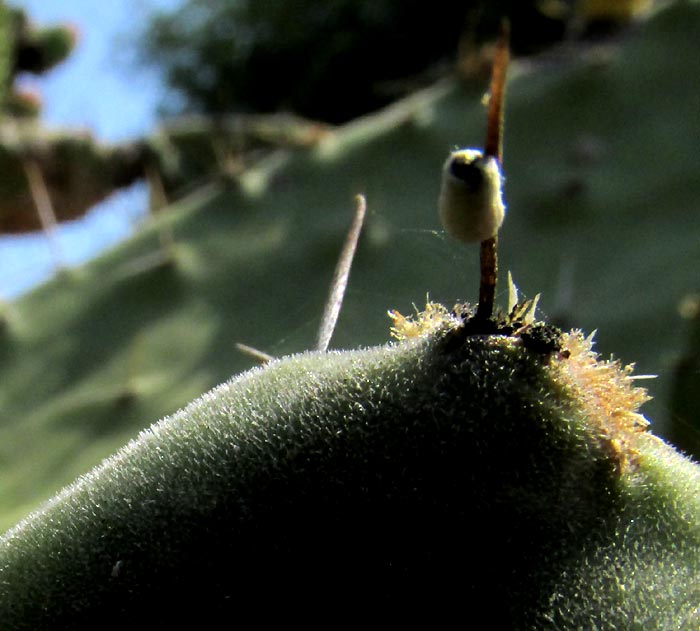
[1,0,179,299]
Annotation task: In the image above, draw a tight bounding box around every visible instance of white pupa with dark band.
[438,148,505,244]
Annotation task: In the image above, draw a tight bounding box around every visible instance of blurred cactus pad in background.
[0,0,699,625]
[0,3,147,234]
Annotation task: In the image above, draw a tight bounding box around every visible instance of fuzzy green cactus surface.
[2,0,700,530]
[1,317,699,628]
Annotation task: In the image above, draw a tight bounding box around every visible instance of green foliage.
[3,89,41,118]
[1,329,699,627]
[15,23,76,75]
[0,6,76,118]
[139,0,569,123]
[9,7,76,76]
[0,2,10,112]
[580,0,652,21]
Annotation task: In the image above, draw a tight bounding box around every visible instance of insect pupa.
[439,20,510,320]
[438,148,504,243]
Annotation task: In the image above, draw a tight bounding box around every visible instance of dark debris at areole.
[442,302,566,357]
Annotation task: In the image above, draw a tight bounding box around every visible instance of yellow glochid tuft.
[552,330,652,473]
[388,302,459,341]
